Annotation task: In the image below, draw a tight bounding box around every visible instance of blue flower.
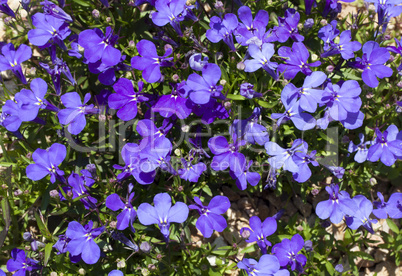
[240,216,277,254]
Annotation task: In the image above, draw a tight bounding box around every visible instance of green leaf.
[44,243,53,266]
[34,211,52,240]
[72,0,91,6]
[325,262,335,276]
[387,219,400,234]
[202,185,212,197]
[226,94,245,100]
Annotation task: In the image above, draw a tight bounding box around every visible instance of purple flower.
[78,27,121,67]
[366,0,402,27]
[240,83,262,99]
[0,0,15,17]
[206,14,239,51]
[152,0,187,36]
[266,9,304,43]
[345,195,378,233]
[26,143,66,183]
[108,78,148,121]
[7,248,41,275]
[14,78,57,122]
[106,184,137,231]
[321,30,362,60]
[318,20,339,51]
[373,192,402,219]
[40,57,75,95]
[240,216,277,254]
[63,172,97,209]
[321,80,362,121]
[315,184,355,224]
[140,136,174,174]
[109,270,124,276]
[66,221,105,264]
[238,255,288,276]
[272,234,307,272]
[244,43,278,80]
[1,100,23,132]
[367,124,402,166]
[265,139,308,173]
[113,143,155,184]
[189,53,209,71]
[28,13,71,50]
[208,136,246,173]
[189,196,230,238]
[153,81,193,119]
[131,39,173,83]
[187,63,223,104]
[230,159,261,190]
[292,150,319,183]
[178,158,207,182]
[40,0,72,22]
[0,43,32,84]
[350,41,393,88]
[348,133,373,163]
[278,42,321,79]
[281,71,327,113]
[137,193,189,241]
[193,98,229,124]
[58,92,99,135]
[235,6,269,46]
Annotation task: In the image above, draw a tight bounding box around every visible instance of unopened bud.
[304,240,313,252]
[14,189,23,196]
[241,229,250,239]
[311,189,319,196]
[369,177,377,186]
[178,186,184,192]
[148,264,156,271]
[237,62,245,70]
[326,65,334,73]
[296,225,304,231]
[397,81,402,88]
[335,264,343,273]
[172,74,180,82]
[92,9,100,18]
[164,44,173,52]
[220,79,227,86]
[140,241,151,253]
[50,272,58,276]
[110,221,117,228]
[224,101,231,110]
[106,17,111,23]
[129,40,135,48]
[215,52,223,60]
[23,232,33,241]
[389,55,395,62]
[181,125,190,132]
[117,259,126,268]
[78,268,86,275]
[49,189,59,198]
[66,190,73,198]
[320,19,328,26]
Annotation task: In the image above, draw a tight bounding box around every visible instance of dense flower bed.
[0,0,402,275]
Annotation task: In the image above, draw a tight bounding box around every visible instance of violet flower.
[28,13,71,50]
[189,195,230,238]
[240,83,262,99]
[373,192,402,219]
[272,234,307,272]
[58,92,99,135]
[0,0,15,17]
[348,133,373,163]
[318,20,340,51]
[265,139,308,173]
[108,78,149,121]
[187,63,223,104]
[178,158,207,182]
[240,216,277,254]
[189,53,209,71]
[137,193,189,241]
[244,43,278,80]
[321,30,362,60]
[278,42,321,79]
[235,5,269,46]
[106,183,137,231]
[131,39,173,83]
[40,57,76,95]
[7,248,41,275]
[63,172,97,209]
[78,27,121,67]
[0,43,32,84]
[292,150,319,183]
[367,124,402,166]
[66,220,105,264]
[152,0,187,36]
[1,100,23,132]
[40,0,72,22]
[315,184,355,224]
[266,9,304,43]
[208,135,246,173]
[206,13,239,51]
[238,255,289,276]
[230,159,261,190]
[26,143,66,183]
[345,195,378,234]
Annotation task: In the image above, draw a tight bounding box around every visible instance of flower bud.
[148,264,156,271]
[117,259,126,268]
[304,18,314,30]
[320,19,328,26]
[236,62,245,71]
[296,225,304,231]
[224,101,231,110]
[140,241,152,253]
[106,17,111,23]
[78,268,86,275]
[178,186,184,192]
[172,74,180,82]
[304,240,313,251]
[129,40,135,48]
[220,79,227,86]
[215,52,223,60]
[326,65,334,73]
[50,272,58,276]
[164,44,173,52]
[335,264,343,273]
[241,229,250,239]
[14,189,23,196]
[311,189,319,196]
[23,232,33,241]
[110,221,117,229]
[92,9,100,18]
[369,177,377,186]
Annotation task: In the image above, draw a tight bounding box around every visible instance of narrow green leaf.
[387,219,400,234]
[44,243,53,266]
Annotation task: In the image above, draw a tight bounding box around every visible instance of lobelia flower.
[153,81,193,119]
[7,248,41,275]
[139,136,175,174]
[348,133,373,163]
[26,143,66,183]
[78,27,121,67]
[387,37,402,72]
[63,172,97,209]
[266,9,304,43]
[206,13,239,51]
[244,43,278,80]
[0,43,32,84]
[348,41,393,88]
[321,30,362,60]
[322,0,351,17]
[235,5,269,46]
[278,42,321,79]
[186,63,224,104]
[88,55,131,86]
[0,0,15,17]
[373,192,402,219]
[240,216,277,254]
[264,167,279,190]
[281,71,327,113]
[366,0,402,28]
[315,184,355,224]
[189,53,209,71]
[136,119,172,143]
[317,106,365,130]
[272,234,307,272]
[108,78,149,121]
[271,95,316,131]
[345,195,378,234]
[265,139,308,173]
[208,135,246,173]
[240,83,262,99]
[292,150,319,183]
[40,57,76,95]
[40,0,72,22]
[66,220,105,264]
[131,39,173,83]
[230,159,261,190]
[0,269,4,276]
[318,20,339,51]
[106,183,137,231]
[111,231,139,252]
[367,124,402,166]
[1,101,23,132]
[28,13,71,50]
[230,108,269,146]
[178,158,207,182]
[58,92,99,135]
[237,255,290,276]
[137,193,189,241]
[192,98,230,124]
[113,143,155,184]
[152,0,187,36]
[189,195,230,238]
[109,270,124,276]
[305,0,316,15]
[14,78,58,122]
